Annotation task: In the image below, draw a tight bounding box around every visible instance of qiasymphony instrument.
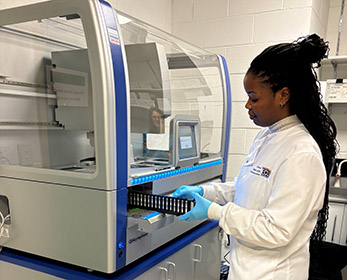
[0,0,232,279]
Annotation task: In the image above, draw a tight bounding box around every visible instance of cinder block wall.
[110,0,172,32]
[172,0,331,180]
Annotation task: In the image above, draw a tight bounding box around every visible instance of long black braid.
[246,34,338,244]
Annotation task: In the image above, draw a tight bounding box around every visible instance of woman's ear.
[280,87,290,106]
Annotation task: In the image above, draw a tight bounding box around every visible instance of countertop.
[329,187,347,203]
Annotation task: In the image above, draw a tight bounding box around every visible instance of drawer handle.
[192,244,202,263]
[158,267,168,280]
[167,262,176,280]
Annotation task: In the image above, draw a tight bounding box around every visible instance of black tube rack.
[127,191,195,216]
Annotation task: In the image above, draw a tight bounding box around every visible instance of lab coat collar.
[268,115,301,134]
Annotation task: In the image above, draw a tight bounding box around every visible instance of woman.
[149,106,163,133]
[173,34,338,279]
[142,106,171,159]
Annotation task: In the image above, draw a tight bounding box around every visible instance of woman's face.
[151,110,162,128]
[244,73,288,127]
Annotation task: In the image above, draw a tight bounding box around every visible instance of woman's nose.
[245,99,251,109]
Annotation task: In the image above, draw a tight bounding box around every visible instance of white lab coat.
[204,115,326,280]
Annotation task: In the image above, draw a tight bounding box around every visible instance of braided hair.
[246,34,338,242]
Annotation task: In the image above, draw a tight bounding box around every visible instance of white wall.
[109,0,172,32]
[172,0,331,180]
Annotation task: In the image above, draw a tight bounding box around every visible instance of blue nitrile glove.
[172,185,203,200]
[179,192,212,221]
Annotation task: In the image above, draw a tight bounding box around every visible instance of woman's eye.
[251,99,258,103]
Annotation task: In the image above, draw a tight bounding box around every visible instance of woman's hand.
[172,185,203,200]
[179,193,212,221]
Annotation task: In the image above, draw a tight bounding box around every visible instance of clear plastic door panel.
[119,12,226,173]
[0,14,96,174]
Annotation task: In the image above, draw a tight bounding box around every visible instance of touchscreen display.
[178,125,197,159]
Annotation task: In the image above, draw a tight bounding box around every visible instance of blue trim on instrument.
[99,0,127,269]
[131,159,222,185]
[219,55,231,183]
[0,221,219,280]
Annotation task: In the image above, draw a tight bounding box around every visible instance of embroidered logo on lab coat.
[251,166,271,179]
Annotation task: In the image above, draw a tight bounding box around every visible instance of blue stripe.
[131,159,222,185]
[219,55,232,183]
[0,221,219,279]
[99,0,127,269]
